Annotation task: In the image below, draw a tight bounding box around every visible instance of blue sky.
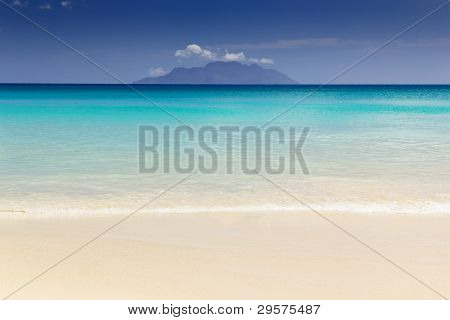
[0,0,449,83]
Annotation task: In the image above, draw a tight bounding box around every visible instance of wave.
[6,201,450,217]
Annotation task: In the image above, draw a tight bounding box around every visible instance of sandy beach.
[0,211,449,300]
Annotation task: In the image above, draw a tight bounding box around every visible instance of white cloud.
[394,38,450,48]
[11,0,26,7]
[225,37,450,50]
[222,51,246,62]
[175,44,217,60]
[61,0,72,9]
[38,3,52,10]
[148,67,166,77]
[174,43,275,65]
[259,58,274,64]
[224,38,342,49]
[248,57,274,65]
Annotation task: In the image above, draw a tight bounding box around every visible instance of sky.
[0,0,449,84]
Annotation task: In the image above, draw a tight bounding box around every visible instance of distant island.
[134,61,297,85]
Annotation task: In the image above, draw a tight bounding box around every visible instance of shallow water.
[1,84,450,215]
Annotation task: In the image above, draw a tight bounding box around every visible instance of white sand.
[0,212,449,299]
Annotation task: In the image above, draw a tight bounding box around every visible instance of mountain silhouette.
[134,61,297,84]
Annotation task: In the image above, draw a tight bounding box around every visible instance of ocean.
[1,84,450,215]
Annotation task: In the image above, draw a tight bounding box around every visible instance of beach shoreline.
[1,211,449,300]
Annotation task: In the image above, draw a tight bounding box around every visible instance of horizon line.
[1,83,450,86]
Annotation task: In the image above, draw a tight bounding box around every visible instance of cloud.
[259,58,274,64]
[11,0,27,7]
[248,57,274,65]
[61,0,72,9]
[221,52,274,65]
[233,38,341,49]
[394,38,450,48]
[222,38,376,50]
[174,44,274,65]
[227,37,450,50]
[175,44,217,60]
[148,67,166,77]
[222,51,246,62]
[38,3,52,10]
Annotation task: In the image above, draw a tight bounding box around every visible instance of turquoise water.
[1,84,450,215]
